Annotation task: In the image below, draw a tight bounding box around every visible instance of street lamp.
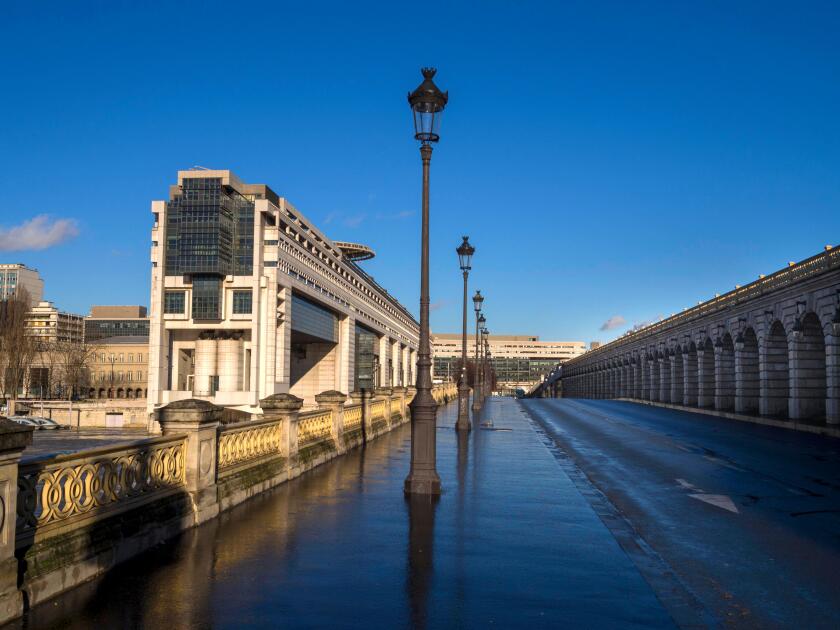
[456,237,475,431]
[405,68,448,497]
[482,327,490,400]
[471,291,484,412]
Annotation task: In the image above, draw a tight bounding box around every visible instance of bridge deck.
[16,398,673,629]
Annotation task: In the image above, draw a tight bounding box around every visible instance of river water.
[13,398,672,629]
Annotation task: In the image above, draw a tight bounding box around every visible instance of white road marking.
[689,493,740,513]
[676,478,699,490]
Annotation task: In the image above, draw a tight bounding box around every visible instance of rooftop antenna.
[191,165,211,171]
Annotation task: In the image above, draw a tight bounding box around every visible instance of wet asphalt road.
[522,398,840,629]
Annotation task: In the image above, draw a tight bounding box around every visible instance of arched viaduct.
[545,246,840,425]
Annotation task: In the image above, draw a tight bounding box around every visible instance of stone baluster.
[260,393,304,472]
[375,387,393,426]
[315,390,347,453]
[158,399,221,525]
[0,420,33,624]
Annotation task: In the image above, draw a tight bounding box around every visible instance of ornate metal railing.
[218,419,282,471]
[298,410,333,448]
[370,400,386,421]
[17,435,186,543]
[568,245,840,365]
[344,404,362,431]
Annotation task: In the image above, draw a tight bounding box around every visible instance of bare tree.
[0,288,36,416]
[53,339,99,428]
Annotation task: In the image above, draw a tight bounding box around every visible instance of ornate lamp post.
[405,68,448,497]
[471,292,484,412]
[482,327,490,400]
[456,237,475,431]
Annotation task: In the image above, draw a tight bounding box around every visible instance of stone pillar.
[649,360,659,402]
[714,345,735,411]
[697,349,713,408]
[640,359,649,400]
[827,328,840,424]
[669,355,681,404]
[261,392,304,470]
[735,341,759,415]
[158,399,221,525]
[618,367,625,398]
[0,420,33,624]
[392,385,407,423]
[659,356,671,403]
[315,390,347,453]
[350,390,373,441]
[683,352,698,406]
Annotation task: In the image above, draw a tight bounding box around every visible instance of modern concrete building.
[0,264,44,305]
[24,301,84,344]
[84,305,150,342]
[432,333,585,388]
[148,169,419,418]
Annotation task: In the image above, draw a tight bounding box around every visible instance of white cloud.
[0,215,79,251]
[430,300,447,312]
[599,315,626,331]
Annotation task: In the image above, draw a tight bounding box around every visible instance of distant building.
[432,333,586,388]
[85,305,150,342]
[86,336,149,400]
[148,169,419,416]
[590,341,602,350]
[24,301,84,344]
[0,263,44,305]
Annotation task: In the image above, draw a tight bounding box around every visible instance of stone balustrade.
[0,383,458,623]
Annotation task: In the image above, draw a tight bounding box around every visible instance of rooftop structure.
[84,305,150,342]
[24,301,84,344]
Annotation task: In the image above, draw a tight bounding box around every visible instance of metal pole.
[472,313,481,412]
[405,144,441,495]
[456,270,470,430]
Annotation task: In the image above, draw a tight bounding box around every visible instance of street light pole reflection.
[406,494,437,630]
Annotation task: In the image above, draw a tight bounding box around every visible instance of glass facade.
[164,177,255,319]
[164,291,186,314]
[232,290,253,315]
[290,294,338,342]
[433,356,559,385]
[354,324,379,391]
[85,319,150,342]
[192,276,222,320]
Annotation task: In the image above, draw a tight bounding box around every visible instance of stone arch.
[736,327,759,414]
[98,388,105,398]
[698,337,715,407]
[136,388,143,398]
[684,341,698,406]
[790,312,827,421]
[632,355,643,398]
[761,320,789,418]
[127,389,135,399]
[715,332,736,411]
[107,388,114,399]
[671,345,684,404]
[88,388,95,399]
[117,388,124,399]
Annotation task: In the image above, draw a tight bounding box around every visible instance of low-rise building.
[24,301,84,344]
[84,305,150,342]
[432,333,586,389]
[86,336,149,399]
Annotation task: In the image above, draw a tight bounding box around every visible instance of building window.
[138,353,143,363]
[232,290,253,315]
[164,291,186,314]
[118,354,124,363]
[127,372,133,382]
[264,240,278,246]
[191,275,222,320]
[128,354,134,363]
[136,371,142,381]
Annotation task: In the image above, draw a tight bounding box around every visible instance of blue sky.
[1,1,838,344]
